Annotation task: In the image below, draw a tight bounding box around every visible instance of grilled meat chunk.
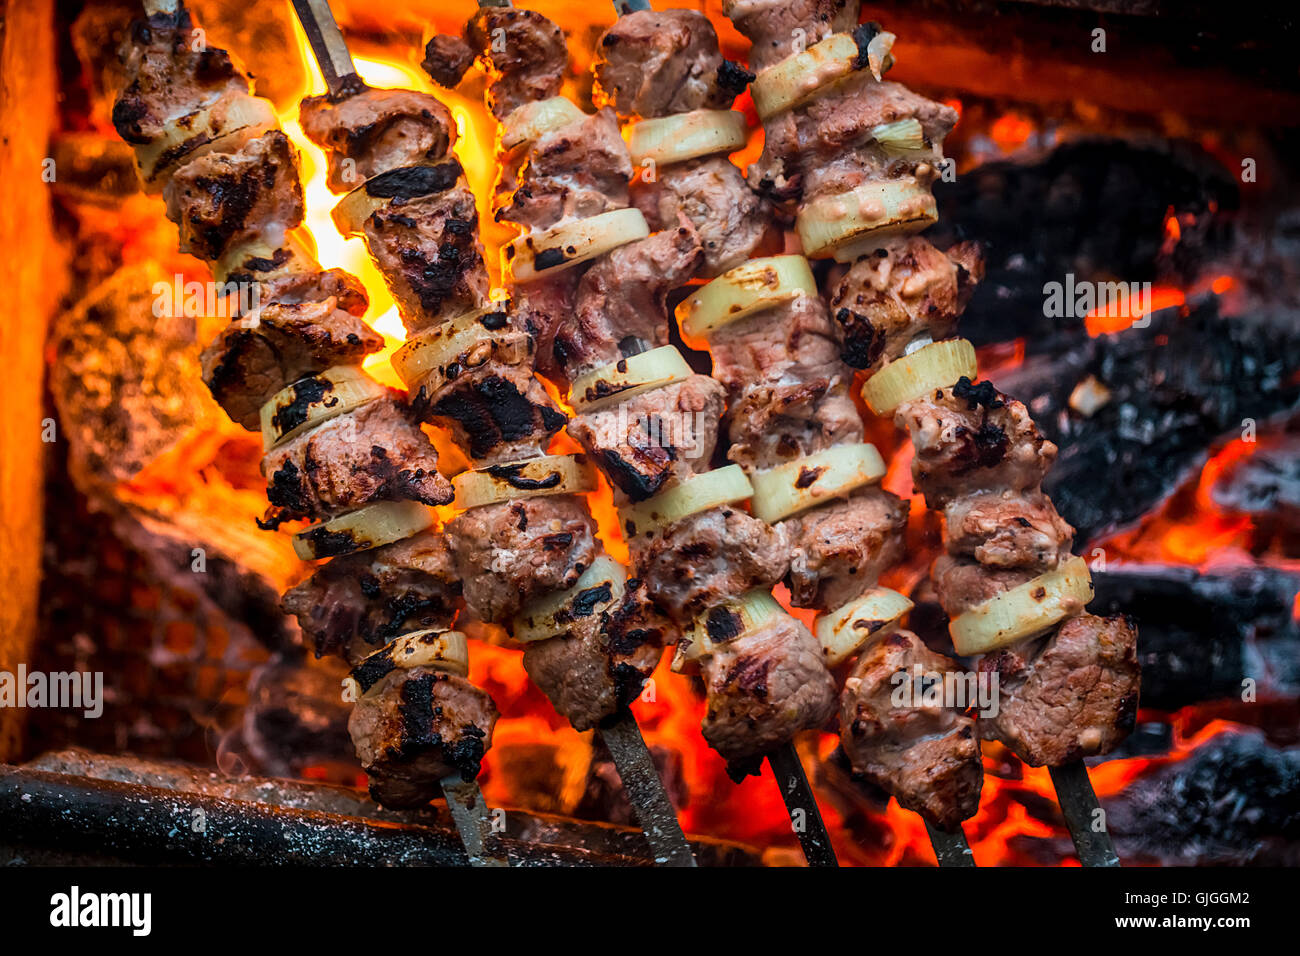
[112,3,245,147]
[699,610,837,775]
[839,629,983,829]
[282,530,461,664]
[943,490,1074,571]
[465,7,568,118]
[163,129,303,262]
[708,294,862,470]
[299,87,455,192]
[628,507,789,626]
[422,33,475,89]
[260,396,452,527]
[723,0,861,72]
[446,494,598,623]
[361,178,491,333]
[522,610,661,731]
[200,297,383,430]
[259,267,369,317]
[496,108,632,233]
[896,383,1057,509]
[593,9,740,117]
[632,157,778,278]
[784,487,909,610]
[558,223,703,380]
[978,613,1140,766]
[350,667,498,805]
[417,362,567,464]
[568,375,725,501]
[829,238,983,370]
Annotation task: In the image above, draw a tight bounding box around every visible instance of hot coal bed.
[1,0,1298,867]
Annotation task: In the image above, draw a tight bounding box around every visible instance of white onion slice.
[259,364,387,451]
[672,589,786,672]
[619,464,753,538]
[452,453,594,512]
[292,500,434,561]
[501,96,586,153]
[504,208,649,283]
[627,109,748,167]
[214,232,316,285]
[750,33,863,120]
[796,179,938,261]
[568,346,693,411]
[135,94,278,191]
[749,442,887,523]
[675,255,816,341]
[949,556,1094,657]
[816,587,913,667]
[512,555,626,644]
[860,338,977,415]
[390,307,529,395]
[343,629,471,699]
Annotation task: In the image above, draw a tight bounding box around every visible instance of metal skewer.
[1049,761,1121,867]
[925,821,976,867]
[599,714,696,866]
[767,745,838,866]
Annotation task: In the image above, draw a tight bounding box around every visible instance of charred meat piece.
[200,297,383,430]
[282,530,462,664]
[163,130,303,262]
[495,108,632,233]
[896,383,1057,509]
[261,396,453,527]
[112,2,245,147]
[593,9,741,117]
[943,490,1074,571]
[829,238,983,370]
[751,74,956,208]
[511,268,582,381]
[978,613,1140,766]
[629,507,789,626]
[259,267,369,317]
[446,494,598,623]
[350,667,499,805]
[361,178,491,333]
[839,629,983,829]
[784,487,909,610]
[708,294,862,470]
[464,7,568,118]
[700,610,837,775]
[723,0,861,72]
[632,157,778,279]
[299,87,455,192]
[422,33,475,89]
[417,361,567,464]
[568,375,725,501]
[558,223,704,381]
[522,608,661,732]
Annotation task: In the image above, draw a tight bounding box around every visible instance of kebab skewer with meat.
[425,6,845,855]
[292,0,699,864]
[112,3,502,846]
[591,5,983,836]
[721,0,1140,857]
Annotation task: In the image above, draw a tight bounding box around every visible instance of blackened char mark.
[851,22,882,70]
[364,160,464,199]
[485,461,564,491]
[716,60,756,100]
[952,376,1005,410]
[430,374,565,459]
[705,606,744,643]
[269,375,336,435]
[834,307,884,369]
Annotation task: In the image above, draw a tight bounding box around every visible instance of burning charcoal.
[1090,564,1300,709]
[996,301,1300,541]
[1212,431,1300,537]
[1105,730,1300,865]
[929,138,1237,346]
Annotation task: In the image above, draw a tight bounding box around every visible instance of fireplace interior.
[1,0,1298,866]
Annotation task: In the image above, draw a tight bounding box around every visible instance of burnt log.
[994,301,1300,542]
